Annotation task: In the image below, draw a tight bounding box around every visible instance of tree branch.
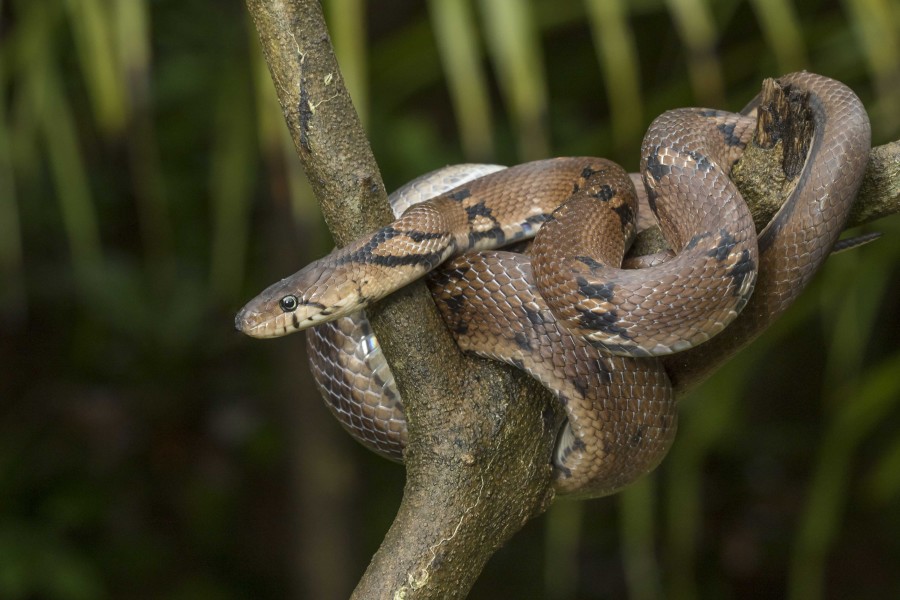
[246,3,900,596]
[245,1,562,598]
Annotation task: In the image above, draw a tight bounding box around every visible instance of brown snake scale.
[237,72,871,498]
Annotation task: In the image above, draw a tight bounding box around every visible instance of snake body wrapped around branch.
[236,72,870,498]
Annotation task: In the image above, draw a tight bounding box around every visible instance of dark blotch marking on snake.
[442,292,467,315]
[447,316,468,335]
[684,231,712,251]
[465,201,495,221]
[645,147,671,183]
[406,230,447,243]
[581,165,601,179]
[524,213,551,227]
[353,248,448,269]
[717,122,745,147]
[577,307,632,339]
[448,188,471,202]
[726,249,756,294]
[428,269,455,288]
[513,331,532,351]
[612,200,634,228]
[572,376,590,399]
[589,184,615,202]
[576,255,606,272]
[341,226,427,266]
[596,361,613,385]
[592,339,649,356]
[630,427,644,446]
[576,276,616,302]
[299,299,327,309]
[510,357,525,371]
[468,227,506,247]
[684,149,714,172]
[522,305,545,326]
[707,229,738,262]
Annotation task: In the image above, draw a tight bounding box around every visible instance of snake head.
[235,260,362,338]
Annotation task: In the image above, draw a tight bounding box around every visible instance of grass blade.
[34,63,103,283]
[747,0,808,73]
[479,0,550,159]
[620,475,662,600]
[428,0,495,159]
[0,63,26,324]
[841,0,900,137]
[544,499,582,600]
[115,0,176,284]
[663,0,725,106]
[325,0,369,127]
[787,352,900,600]
[584,0,644,154]
[209,61,256,302]
[61,0,127,134]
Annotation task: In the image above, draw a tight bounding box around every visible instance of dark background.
[2,0,900,598]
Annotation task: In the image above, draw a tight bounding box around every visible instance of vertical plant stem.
[479,0,550,160]
[35,63,104,284]
[585,0,644,155]
[324,0,368,126]
[620,476,662,600]
[747,0,808,73]
[209,62,256,303]
[544,500,583,600]
[0,63,26,321]
[428,0,495,160]
[663,0,725,106]
[116,0,177,287]
[787,353,900,600]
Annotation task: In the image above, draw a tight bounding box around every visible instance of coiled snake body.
[236,72,870,498]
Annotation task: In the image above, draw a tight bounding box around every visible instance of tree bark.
[245,2,562,598]
[245,2,900,598]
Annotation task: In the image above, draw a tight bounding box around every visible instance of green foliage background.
[2,0,900,598]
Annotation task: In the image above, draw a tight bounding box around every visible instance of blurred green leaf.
[479,0,550,159]
[543,499,582,600]
[428,0,495,159]
[619,475,662,600]
[34,61,104,285]
[788,351,900,600]
[325,0,369,126]
[585,0,644,154]
[747,0,808,73]
[663,0,725,106]
[209,55,256,304]
[62,0,127,134]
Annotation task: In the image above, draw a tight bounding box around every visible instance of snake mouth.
[234,307,269,338]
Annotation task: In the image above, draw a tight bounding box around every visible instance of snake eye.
[279,295,299,312]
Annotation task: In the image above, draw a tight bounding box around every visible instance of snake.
[236,72,871,498]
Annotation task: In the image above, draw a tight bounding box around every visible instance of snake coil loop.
[237,72,871,498]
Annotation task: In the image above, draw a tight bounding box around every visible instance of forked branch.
[245,2,900,598]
